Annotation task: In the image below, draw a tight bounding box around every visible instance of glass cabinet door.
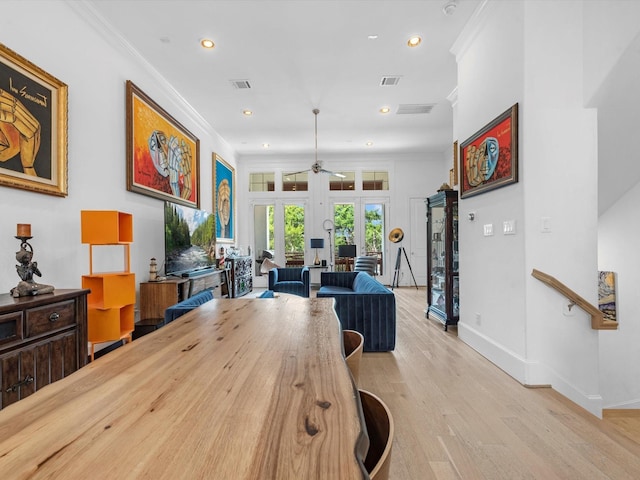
[429,203,446,313]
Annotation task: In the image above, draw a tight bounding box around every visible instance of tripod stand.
[391,244,418,290]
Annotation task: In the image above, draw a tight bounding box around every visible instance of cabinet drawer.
[25,300,75,338]
[0,312,23,347]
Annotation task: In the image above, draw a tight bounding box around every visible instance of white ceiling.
[82,0,481,159]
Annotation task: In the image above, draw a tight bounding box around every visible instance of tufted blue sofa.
[317,272,395,352]
[164,288,215,324]
[268,266,310,297]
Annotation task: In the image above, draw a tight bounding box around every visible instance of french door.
[331,198,388,283]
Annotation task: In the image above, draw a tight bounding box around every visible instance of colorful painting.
[0,43,68,196]
[126,80,200,208]
[214,153,234,243]
[460,103,518,199]
[598,271,617,323]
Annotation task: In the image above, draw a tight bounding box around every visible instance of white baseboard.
[458,322,603,418]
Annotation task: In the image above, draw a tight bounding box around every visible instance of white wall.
[0,2,235,302]
[454,0,604,416]
[598,183,640,409]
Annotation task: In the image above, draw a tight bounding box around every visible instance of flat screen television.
[164,201,216,276]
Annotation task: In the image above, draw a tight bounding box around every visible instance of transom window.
[329,172,355,191]
[282,172,308,192]
[249,172,275,192]
[362,171,389,190]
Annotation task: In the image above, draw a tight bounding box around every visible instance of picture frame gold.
[126,80,200,208]
[0,43,68,196]
[213,153,235,243]
[452,140,459,186]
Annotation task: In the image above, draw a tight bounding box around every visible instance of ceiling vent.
[380,76,401,86]
[230,79,252,89]
[396,103,435,114]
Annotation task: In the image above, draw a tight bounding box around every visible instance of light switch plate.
[503,220,516,235]
[483,224,494,236]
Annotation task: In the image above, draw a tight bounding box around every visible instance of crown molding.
[65,0,214,136]
[450,0,495,61]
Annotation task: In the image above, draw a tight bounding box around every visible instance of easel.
[391,244,418,290]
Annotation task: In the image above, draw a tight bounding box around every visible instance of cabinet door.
[0,331,78,409]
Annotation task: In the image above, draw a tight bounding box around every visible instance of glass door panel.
[253,204,274,276]
[334,203,355,271]
[284,204,305,266]
[364,203,384,275]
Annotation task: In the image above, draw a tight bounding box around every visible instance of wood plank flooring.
[359,287,640,480]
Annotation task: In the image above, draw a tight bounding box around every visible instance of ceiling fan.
[285,109,345,178]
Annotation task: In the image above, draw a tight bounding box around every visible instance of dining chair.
[359,389,394,480]
[342,329,364,385]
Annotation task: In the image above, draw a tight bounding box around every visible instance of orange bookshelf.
[81,210,135,360]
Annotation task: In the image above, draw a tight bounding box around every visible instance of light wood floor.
[359,287,640,480]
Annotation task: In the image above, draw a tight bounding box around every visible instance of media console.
[135,269,228,339]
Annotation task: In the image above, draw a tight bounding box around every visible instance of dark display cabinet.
[426,190,459,330]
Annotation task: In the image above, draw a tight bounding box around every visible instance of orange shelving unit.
[81,211,135,361]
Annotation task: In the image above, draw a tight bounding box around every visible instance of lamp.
[337,244,357,271]
[310,238,324,265]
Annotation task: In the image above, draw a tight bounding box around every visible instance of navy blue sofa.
[317,272,396,352]
[268,266,310,297]
[164,288,215,324]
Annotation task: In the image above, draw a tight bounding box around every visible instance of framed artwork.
[214,153,235,243]
[598,271,617,323]
[459,103,518,199]
[126,80,200,208]
[0,43,68,196]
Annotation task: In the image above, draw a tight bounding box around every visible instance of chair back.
[342,330,364,385]
[359,389,394,480]
[354,256,377,276]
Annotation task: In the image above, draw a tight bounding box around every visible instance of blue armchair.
[268,266,310,297]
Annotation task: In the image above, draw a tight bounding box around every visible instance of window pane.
[365,203,384,275]
[253,204,274,275]
[282,172,308,191]
[284,204,305,266]
[249,172,275,192]
[362,171,389,190]
[334,203,354,271]
[329,172,355,191]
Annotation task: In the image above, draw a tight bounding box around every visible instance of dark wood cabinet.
[426,190,459,330]
[0,289,88,410]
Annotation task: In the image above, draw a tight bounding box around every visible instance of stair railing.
[531,269,618,330]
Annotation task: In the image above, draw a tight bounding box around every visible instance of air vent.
[230,79,252,89]
[396,103,435,114]
[380,76,401,86]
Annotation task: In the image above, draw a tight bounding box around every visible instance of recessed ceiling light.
[366,141,374,147]
[368,34,379,40]
[262,143,270,148]
[242,110,253,116]
[200,38,215,49]
[379,107,390,114]
[407,35,422,47]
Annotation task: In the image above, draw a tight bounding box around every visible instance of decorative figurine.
[11,225,54,297]
[149,257,158,281]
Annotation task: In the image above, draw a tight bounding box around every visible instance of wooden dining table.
[0,296,369,479]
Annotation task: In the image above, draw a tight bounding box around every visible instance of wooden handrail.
[531,269,618,330]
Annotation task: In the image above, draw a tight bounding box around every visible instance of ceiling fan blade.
[284,169,311,176]
[320,168,346,178]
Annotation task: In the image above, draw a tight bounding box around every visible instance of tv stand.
[181,267,215,278]
[135,269,228,339]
